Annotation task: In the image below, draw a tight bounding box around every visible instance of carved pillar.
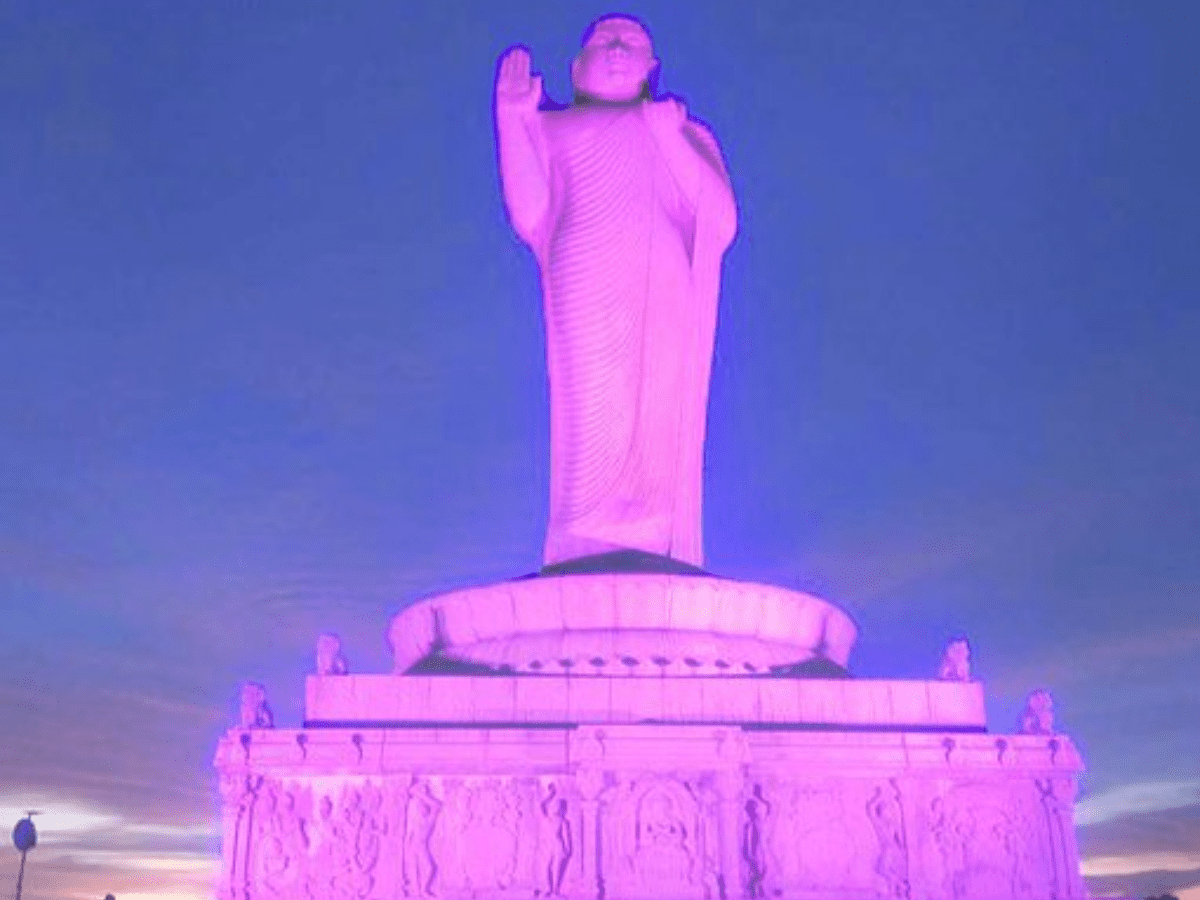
[715,769,745,899]
[216,766,261,900]
[215,769,242,900]
[571,728,607,900]
[1038,776,1086,898]
[576,770,604,900]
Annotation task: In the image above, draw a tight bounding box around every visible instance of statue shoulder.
[682,118,728,165]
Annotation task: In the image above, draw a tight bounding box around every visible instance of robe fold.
[531,104,734,568]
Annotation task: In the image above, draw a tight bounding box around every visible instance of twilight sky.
[1,2,1197,898]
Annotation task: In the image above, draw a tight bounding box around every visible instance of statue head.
[571,14,658,103]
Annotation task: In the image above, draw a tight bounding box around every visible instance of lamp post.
[11,811,40,900]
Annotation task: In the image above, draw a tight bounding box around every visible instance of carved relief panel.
[599,775,721,900]
[421,775,578,900]
[865,779,911,900]
[924,780,1054,900]
[252,779,312,897]
[302,781,391,900]
[754,777,883,898]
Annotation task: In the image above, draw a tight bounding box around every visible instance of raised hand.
[495,46,543,117]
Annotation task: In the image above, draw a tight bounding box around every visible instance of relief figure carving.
[255,780,309,896]
[636,785,696,887]
[865,780,909,899]
[404,780,442,897]
[762,781,859,893]
[345,784,386,894]
[931,791,1033,900]
[742,785,770,898]
[540,781,574,896]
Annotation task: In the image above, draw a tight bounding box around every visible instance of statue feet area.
[311,566,982,729]
[389,568,858,677]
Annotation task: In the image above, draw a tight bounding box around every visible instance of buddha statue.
[494,15,737,570]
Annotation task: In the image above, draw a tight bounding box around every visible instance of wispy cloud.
[0,795,219,900]
[991,625,1200,696]
[2,850,218,900]
[0,795,217,844]
[1078,780,1200,827]
[0,800,117,835]
[793,480,1118,604]
[1084,854,1200,877]
[1087,872,1200,900]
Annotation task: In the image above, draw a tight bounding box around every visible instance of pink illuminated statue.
[1018,688,1056,735]
[937,638,972,682]
[238,681,273,729]
[315,632,349,676]
[214,19,1091,900]
[494,15,738,568]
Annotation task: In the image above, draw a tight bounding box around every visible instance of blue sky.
[1,2,1197,897]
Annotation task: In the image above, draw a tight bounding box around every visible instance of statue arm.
[496,108,551,247]
[494,48,551,247]
[644,101,737,247]
[681,120,738,246]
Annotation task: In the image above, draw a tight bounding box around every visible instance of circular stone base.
[388,573,858,676]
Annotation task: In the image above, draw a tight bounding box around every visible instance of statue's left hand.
[642,97,687,135]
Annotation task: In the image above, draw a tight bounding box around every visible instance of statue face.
[571,16,657,102]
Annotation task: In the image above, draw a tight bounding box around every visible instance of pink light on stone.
[495,14,737,570]
[213,16,1089,900]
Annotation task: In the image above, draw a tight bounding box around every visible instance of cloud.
[1086,870,1200,900]
[0,800,117,836]
[792,479,1118,604]
[1077,780,1200,827]
[1078,800,1200,899]
[60,850,217,873]
[0,802,219,900]
[0,849,218,900]
[1075,800,1200,900]
[0,787,220,900]
[1079,800,1200,866]
[0,678,225,833]
[990,625,1200,696]
[0,793,217,845]
[1084,854,1200,877]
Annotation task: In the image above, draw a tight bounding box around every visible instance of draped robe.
[526,103,735,568]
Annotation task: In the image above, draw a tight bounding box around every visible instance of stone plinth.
[214,719,1087,900]
[388,574,858,676]
[304,675,987,731]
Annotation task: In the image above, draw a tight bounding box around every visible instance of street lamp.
[11,810,41,900]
